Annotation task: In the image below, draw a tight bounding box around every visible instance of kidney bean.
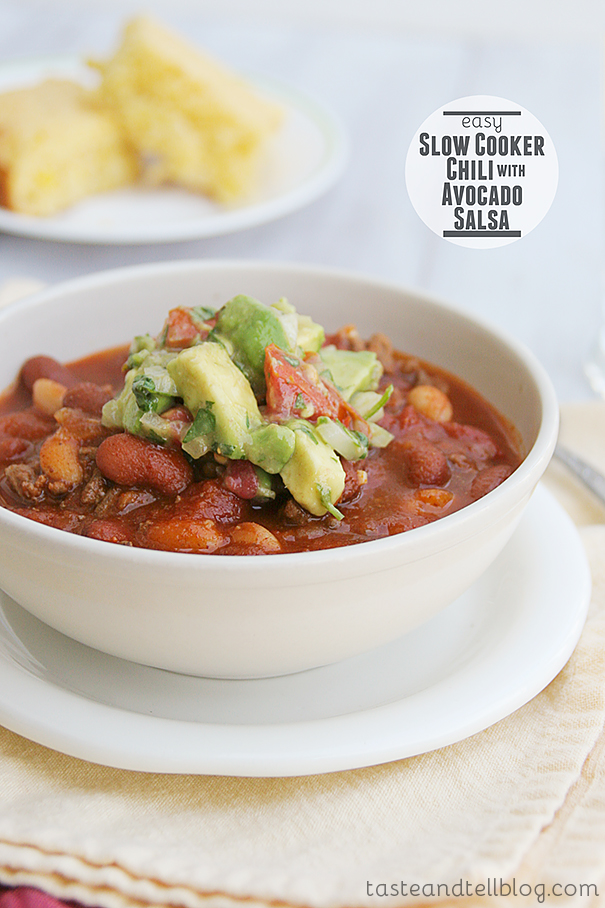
[223,461,259,500]
[84,518,135,546]
[161,405,192,423]
[96,433,193,496]
[175,479,249,524]
[0,409,56,440]
[470,464,512,500]
[444,422,499,461]
[20,356,77,392]
[0,436,33,464]
[141,517,223,553]
[394,404,428,434]
[63,382,113,416]
[399,439,451,487]
[53,407,110,444]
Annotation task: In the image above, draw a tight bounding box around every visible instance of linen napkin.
[0,279,605,907]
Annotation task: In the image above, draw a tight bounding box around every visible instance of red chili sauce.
[0,327,523,555]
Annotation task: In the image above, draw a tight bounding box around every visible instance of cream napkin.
[0,280,605,907]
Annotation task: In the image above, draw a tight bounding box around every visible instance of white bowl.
[0,261,558,678]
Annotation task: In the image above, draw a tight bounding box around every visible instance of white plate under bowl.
[0,485,591,776]
[0,55,348,244]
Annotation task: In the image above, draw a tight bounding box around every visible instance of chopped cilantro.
[317,483,344,520]
[350,428,370,457]
[190,305,217,326]
[365,384,394,419]
[297,422,319,444]
[132,375,158,412]
[183,402,216,442]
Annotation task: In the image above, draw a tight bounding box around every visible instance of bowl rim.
[0,258,559,570]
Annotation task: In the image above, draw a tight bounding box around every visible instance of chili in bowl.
[0,261,558,678]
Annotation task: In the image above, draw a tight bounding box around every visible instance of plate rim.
[0,54,349,245]
[0,484,592,776]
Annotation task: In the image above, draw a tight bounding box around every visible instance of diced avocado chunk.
[212,295,290,396]
[296,314,325,353]
[268,298,298,350]
[244,423,296,474]
[318,346,383,400]
[168,342,262,459]
[280,420,346,518]
[271,299,325,353]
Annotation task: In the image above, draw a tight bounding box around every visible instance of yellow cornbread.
[89,15,284,203]
[0,78,138,216]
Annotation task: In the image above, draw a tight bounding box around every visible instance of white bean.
[32,378,67,416]
[39,427,83,490]
[408,384,453,423]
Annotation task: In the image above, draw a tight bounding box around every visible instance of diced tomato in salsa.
[164,308,201,348]
[264,344,366,430]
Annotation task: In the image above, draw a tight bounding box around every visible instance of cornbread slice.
[0,78,138,216]
[89,15,284,203]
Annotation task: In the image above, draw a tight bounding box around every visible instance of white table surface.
[0,2,602,403]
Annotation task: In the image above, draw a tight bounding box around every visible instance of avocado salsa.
[0,295,523,554]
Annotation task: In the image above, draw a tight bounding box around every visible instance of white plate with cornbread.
[0,17,348,245]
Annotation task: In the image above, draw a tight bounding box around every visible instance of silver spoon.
[553,443,605,509]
